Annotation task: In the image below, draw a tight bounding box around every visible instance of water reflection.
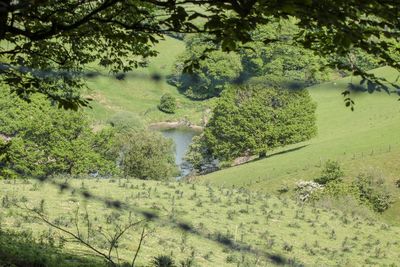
[161,127,200,178]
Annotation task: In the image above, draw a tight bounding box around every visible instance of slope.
[84,36,214,126]
[201,66,400,221]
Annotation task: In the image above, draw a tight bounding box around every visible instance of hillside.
[2,178,400,266]
[84,40,400,224]
[84,36,213,126]
[202,66,400,223]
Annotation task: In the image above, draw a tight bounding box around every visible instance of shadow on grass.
[238,144,309,166]
[265,144,309,159]
[209,230,304,266]
[0,229,102,267]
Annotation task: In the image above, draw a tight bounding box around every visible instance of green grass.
[2,178,400,266]
[84,36,214,126]
[201,66,400,223]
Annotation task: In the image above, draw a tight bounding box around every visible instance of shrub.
[152,255,176,267]
[395,179,400,188]
[107,111,145,132]
[354,170,393,213]
[277,184,290,194]
[315,181,359,199]
[158,93,177,114]
[117,130,178,180]
[314,160,344,185]
[294,180,323,202]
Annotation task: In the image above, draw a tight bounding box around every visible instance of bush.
[158,93,177,114]
[354,170,393,213]
[294,180,324,202]
[395,179,400,188]
[314,181,359,200]
[107,111,145,132]
[152,255,176,267]
[314,160,344,185]
[117,130,178,180]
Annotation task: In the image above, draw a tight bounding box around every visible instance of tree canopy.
[0,88,117,178]
[187,80,317,166]
[0,0,399,108]
[0,87,179,180]
[116,130,178,180]
[173,34,243,99]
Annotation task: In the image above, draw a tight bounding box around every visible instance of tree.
[314,160,344,185]
[117,130,178,180]
[0,1,398,108]
[354,170,393,213]
[0,89,117,178]
[158,93,177,113]
[173,35,243,99]
[239,19,331,85]
[200,79,317,161]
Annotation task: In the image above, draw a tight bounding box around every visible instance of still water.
[161,128,200,178]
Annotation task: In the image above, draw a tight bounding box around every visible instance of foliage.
[184,135,217,173]
[395,179,400,188]
[314,181,359,200]
[240,19,331,85]
[116,130,178,180]
[158,93,177,114]
[152,255,176,267]
[329,49,382,75]
[312,168,393,213]
[354,170,393,213]
[0,89,117,178]
[0,1,399,107]
[174,35,243,99]
[201,80,317,161]
[294,180,324,202]
[314,160,344,185]
[202,67,400,204]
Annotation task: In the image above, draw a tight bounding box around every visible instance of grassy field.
[201,66,400,223]
[2,178,400,266]
[84,36,214,126]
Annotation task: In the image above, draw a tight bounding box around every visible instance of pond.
[161,127,200,178]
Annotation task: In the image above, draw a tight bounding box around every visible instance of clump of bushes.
[354,170,393,213]
[309,160,394,213]
[312,162,393,213]
[158,93,177,114]
[314,160,344,185]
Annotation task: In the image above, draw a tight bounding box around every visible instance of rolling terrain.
[202,66,400,224]
[86,37,400,225]
[84,36,213,127]
[2,178,400,266]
